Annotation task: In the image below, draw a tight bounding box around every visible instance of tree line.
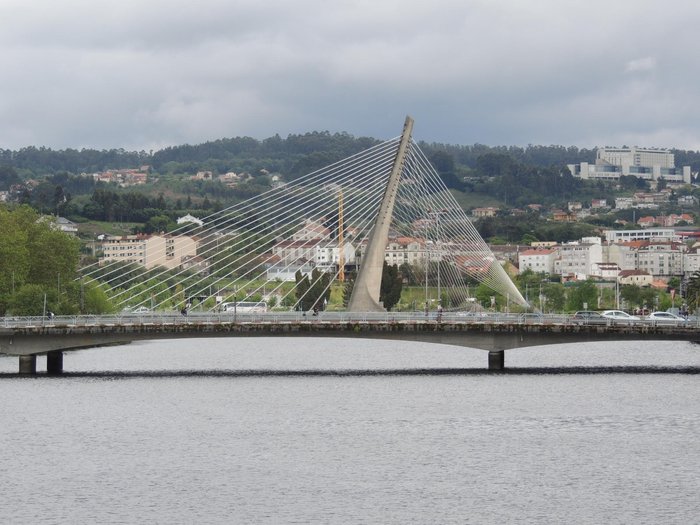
[6,131,700,182]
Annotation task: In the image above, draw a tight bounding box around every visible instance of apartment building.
[518,248,557,274]
[554,239,603,277]
[315,241,357,269]
[636,242,685,277]
[271,239,320,265]
[101,234,198,270]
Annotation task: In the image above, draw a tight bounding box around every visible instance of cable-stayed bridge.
[81,116,526,315]
[3,117,699,374]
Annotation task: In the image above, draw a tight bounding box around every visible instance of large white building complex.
[568,147,692,184]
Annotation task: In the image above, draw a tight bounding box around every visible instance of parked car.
[126,306,151,314]
[645,311,687,325]
[519,312,544,324]
[600,310,640,323]
[571,311,605,324]
[455,311,488,320]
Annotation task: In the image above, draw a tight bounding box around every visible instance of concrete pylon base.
[488,351,505,370]
[19,355,37,375]
[47,351,63,375]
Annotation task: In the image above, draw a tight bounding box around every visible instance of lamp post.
[437,213,441,306]
[424,221,429,308]
[233,286,238,323]
[430,209,447,307]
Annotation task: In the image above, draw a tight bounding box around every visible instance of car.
[600,310,640,323]
[645,311,687,325]
[127,306,151,314]
[519,312,544,324]
[571,311,605,324]
[455,311,488,320]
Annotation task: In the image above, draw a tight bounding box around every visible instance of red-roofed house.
[637,216,656,228]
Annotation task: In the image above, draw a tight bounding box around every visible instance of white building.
[385,237,427,266]
[636,242,685,277]
[590,262,620,280]
[568,147,691,184]
[55,217,78,235]
[266,261,315,282]
[615,197,634,210]
[292,219,331,242]
[604,228,677,243]
[554,240,603,277]
[177,214,204,227]
[608,240,686,277]
[518,248,558,275]
[271,240,319,265]
[618,270,653,286]
[683,249,700,276]
[678,195,699,207]
[607,242,643,272]
[314,241,357,269]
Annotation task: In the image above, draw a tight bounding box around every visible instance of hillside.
[2,132,700,244]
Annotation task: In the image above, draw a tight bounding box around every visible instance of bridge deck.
[2,312,700,356]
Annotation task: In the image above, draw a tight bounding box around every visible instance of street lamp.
[424,221,429,309]
[429,209,447,307]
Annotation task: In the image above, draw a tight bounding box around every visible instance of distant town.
[83,146,700,287]
[3,137,700,314]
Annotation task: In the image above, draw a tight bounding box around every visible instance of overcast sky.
[2,0,700,152]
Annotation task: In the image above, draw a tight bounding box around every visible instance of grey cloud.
[2,0,700,151]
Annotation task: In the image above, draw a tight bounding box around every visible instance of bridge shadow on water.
[1,366,698,379]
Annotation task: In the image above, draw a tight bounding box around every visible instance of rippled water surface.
[1,339,698,524]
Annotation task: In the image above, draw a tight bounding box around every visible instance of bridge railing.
[2,312,699,329]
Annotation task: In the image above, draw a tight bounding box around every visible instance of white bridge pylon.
[82,117,528,311]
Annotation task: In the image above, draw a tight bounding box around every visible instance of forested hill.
[4,132,700,178]
[4,131,700,179]
[0,133,600,177]
[4,133,700,221]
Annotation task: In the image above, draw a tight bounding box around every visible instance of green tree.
[8,284,53,316]
[144,214,174,233]
[0,205,83,314]
[26,221,80,287]
[73,284,111,314]
[475,283,500,309]
[307,268,332,310]
[380,262,403,311]
[542,282,566,312]
[684,270,700,311]
[342,271,356,307]
[294,270,311,310]
[620,284,642,308]
[0,165,22,190]
[0,208,30,303]
[566,280,598,311]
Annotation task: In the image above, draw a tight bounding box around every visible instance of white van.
[221,301,268,313]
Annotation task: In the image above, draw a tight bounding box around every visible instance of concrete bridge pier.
[19,355,37,375]
[47,351,63,375]
[488,350,505,370]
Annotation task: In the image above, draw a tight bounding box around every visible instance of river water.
[1,339,698,524]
